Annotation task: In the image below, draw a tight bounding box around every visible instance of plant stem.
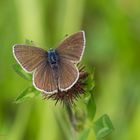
[65,102,77,139]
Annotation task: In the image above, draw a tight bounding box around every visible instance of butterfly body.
[13,31,85,94]
[47,49,59,87]
[48,49,59,67]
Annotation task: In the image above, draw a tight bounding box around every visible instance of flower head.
[42,64,88,105]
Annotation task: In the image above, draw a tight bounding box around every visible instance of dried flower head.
[42,64,88,105]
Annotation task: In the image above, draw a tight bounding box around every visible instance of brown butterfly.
[13,31,86,94]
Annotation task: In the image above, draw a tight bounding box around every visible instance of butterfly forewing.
[33,62,58,93]
[56,31,85,63]
[58,58,79,91]
[13,45,47,72]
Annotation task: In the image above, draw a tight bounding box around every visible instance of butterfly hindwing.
[56,31,85,63]
[33,62,58,93]
[13,45,47,72]
[58,58,79,91]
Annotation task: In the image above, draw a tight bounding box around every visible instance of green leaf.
[93,114,114,139]
[87,93,96,121]
[12,64,32,81]
[14,86,40,103]
[77,129,89,140]
[85,72,95,92]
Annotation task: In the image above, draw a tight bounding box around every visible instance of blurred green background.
[0,0,140,140]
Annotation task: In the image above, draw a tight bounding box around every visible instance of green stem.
[65,102,77,139]
[7,103,31,140]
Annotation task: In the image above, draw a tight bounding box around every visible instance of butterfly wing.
[33,62,58,94]
[56,31,85,63]
[58,58,79,91]
[13,44,58,94]
[13,44,47,72]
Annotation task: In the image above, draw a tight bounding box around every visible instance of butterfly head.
[49,48,54,51]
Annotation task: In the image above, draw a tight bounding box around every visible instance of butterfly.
[13,31,86,94]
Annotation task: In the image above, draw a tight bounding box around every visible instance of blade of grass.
[54,0,86,41]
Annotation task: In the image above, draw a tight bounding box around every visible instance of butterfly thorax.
[48,49,59,87]
[48,49,59,68]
